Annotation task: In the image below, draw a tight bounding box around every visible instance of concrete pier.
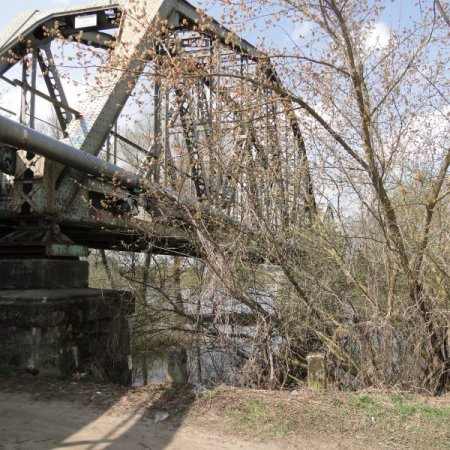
[0,258,133,384]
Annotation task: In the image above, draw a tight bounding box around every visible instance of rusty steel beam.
[0,114,246,230]
[0,114,139,189]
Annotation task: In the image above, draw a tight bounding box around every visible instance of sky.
[0,0,93,30]
[0,0,435,125]
[0,0,425,37]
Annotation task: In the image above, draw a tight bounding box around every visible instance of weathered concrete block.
[0,288,134,384]
[0,259,89,289]
[307,352,327,391]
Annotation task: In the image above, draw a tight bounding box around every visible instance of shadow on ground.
[0,375,196,449]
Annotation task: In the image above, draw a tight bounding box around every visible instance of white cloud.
[51,0,71,6]
[364,22,391,51]
[291,21,313,41]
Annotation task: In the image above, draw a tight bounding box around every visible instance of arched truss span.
[0,0,315,255]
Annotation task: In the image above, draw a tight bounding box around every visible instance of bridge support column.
[0,259,89,289]
[0,257,134,384]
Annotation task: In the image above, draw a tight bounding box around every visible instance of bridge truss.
[0,0,314,258]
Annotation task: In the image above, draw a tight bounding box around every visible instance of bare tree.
[37,0,449,392]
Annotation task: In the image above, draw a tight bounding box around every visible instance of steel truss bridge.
[0,0,314,259]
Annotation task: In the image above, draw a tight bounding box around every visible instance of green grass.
[222,391,449,448]
[393,402,450,420]
[348,393,450,421]
[348,393,383,417]
[345,393,450,448]
[200,388,220,399]
[227,399,295,437]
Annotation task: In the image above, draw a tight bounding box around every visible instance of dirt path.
[0,392,279,450]
[1,379,448,449]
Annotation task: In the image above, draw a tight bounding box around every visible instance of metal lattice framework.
[0,0,315,257]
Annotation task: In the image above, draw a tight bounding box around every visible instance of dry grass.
[191,385,450,448]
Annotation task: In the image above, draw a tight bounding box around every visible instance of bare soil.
[0,376,449,449]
